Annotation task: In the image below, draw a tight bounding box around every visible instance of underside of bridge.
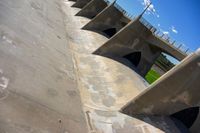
[0,0,199,133]
[82,2,131,38]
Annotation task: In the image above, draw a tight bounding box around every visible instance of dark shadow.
[71,2,88,9]
[90,15,96,19]
[81,27,116,39]
[130,115,190,133]
[102,28,117,38]
[171,107,199,129]
[93,52,143,76]
[123,52,141,67]
[75,13,95,19]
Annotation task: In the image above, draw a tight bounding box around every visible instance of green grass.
[145,69,161,84]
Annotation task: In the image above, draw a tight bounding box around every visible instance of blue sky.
[110,0,200,63]
[115,0,200,52]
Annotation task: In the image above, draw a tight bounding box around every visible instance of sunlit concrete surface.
[62,1,189,133]
[0,0,194,132]
[0,0,87,132]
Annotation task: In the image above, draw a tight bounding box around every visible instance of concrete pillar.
[82,2,130,37]
[121,49,200,117]
[94,19,158,76]
[72,0,92,8]
[76,0,108,19]
[93,19,152,56]
[137,49,161,77]
[147,35,186,61]
[93,17,187,76]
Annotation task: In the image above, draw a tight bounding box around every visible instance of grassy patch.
[145,69,161,84]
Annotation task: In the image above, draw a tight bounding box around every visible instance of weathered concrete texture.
[86,111,188,133]
[82,2,130,38]
[0,0,87,132]
[72,0,91,8]
[0,0,196,132]
[94,19,187,76]
[121,50,200,115]
[121,50,200,132]
[76,0,108,19]
[147,34,187,61]
[63,1,189,133]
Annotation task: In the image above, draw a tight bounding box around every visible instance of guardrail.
[103,0,110,5]
[104,0,191,55]
[113,2,135,20]
[139,17,190,55]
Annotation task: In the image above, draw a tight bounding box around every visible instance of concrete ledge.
[93,19,161,76]
[93,17,188,76]
[147,35,187,61]
[82,3,130,38]
[121,51,200,116]
[72,0,92,8]
[76,0,108,19]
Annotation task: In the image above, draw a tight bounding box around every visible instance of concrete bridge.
[75,0,188,76]
[72,0,200,132]
[0,0,199,133]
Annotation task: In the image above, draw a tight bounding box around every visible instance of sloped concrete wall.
[82,3,130,37]
[76,0,108,19]
[121,50,200,132]
[0,0,88,132]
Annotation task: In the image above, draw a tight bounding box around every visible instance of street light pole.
[138,2,152,19]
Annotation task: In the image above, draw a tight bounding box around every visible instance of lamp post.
[138,2,152,19]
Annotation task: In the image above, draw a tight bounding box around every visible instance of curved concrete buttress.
[64,1,191,133]
[82,2,130,38]
[0,0,194,132]
[76,0,108,19]
[72,0,92,8]
[121,50,200,116]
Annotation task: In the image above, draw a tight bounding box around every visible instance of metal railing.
[103,0,110,5]
[139,17,190,55]
[103,0,191,55]
[113,2,135,20]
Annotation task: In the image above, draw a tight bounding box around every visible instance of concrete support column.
[137,50,161,77]
[121,50,200,117]
[72,0,92,8]
[76,0,108,19]
[93,19,156,76]
[93,19,151,56]
[82,2,130,36]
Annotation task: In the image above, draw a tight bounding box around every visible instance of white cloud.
[163,31,169,35]
[141,0,159,18]
[171,26,178,34]
[159,28,169,35]
[197,47,200,53]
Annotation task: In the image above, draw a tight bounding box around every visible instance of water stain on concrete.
[67,90,77,97]
[0,69,9,100]
[102,96,116,107]
[47,88,58,97]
